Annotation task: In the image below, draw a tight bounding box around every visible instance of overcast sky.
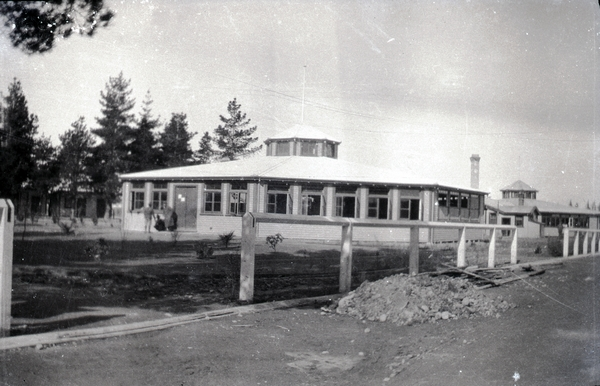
[1,0,598,205]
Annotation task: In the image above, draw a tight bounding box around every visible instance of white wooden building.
[119,125,488,243]
[485,180,600,238]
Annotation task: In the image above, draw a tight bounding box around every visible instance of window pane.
[400,199,410,219]
[325,143,336,158]
[300,141,317,156]
[267,193,287,214]
[275,142,290,156]
[302,194,321,216]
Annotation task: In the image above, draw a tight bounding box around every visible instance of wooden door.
[174,186,198,230]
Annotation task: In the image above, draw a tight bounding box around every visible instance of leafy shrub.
[266,233,284,252]
[84,238,110,261]
[58,221,75,235]
[91,213,98,226]
[219,231,235,248]
[547,237,563,257]
[195,242,214,259]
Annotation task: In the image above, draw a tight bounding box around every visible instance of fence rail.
[239,213,517,302]
[562,227,600,257]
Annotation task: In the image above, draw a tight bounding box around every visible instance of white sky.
[0,0,598,205]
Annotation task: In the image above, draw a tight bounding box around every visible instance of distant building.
[485,180,599,238]
[119,125,488,243]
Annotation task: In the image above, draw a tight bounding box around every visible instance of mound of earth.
[334,273,515,325]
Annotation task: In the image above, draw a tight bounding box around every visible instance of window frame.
[130,182,145,211]
[229,182,248,216]
[266,183,290,214]
[301,185,324,216]
[300,141,318,157]
[152,182,168,211]
[203,182,222,214]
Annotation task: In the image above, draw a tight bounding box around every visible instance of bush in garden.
[58,221,75,235]
[195,242,214,259]
[266,233,284,252]
[547,237,563,257]
[84,238,110,261]
[219,231,235,248]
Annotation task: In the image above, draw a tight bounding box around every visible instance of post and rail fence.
[239,212,517,302]
[562,227,600,258]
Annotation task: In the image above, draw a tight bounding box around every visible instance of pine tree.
[59,117,95,218]
[0,1,114,54]
[0,79,38,205]
[159,113,196,167]
[129,91,162,171]
[91,72,136,217]
[25,134,61,208]
[195,131,215,164]
[213,98,262,160]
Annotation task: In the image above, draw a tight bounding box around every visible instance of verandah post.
[409,226,419,275]
[563,227,570,257]
[239,213,256,302]
[457,227,467,268]
[488,227,497,268]
[339,223,353,293]
[0,199,14,337]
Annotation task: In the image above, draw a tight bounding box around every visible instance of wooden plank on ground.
[0,294,341,351]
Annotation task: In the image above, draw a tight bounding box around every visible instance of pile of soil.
[334,273,515,325]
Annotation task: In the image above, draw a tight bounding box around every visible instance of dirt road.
[1,255,598,386]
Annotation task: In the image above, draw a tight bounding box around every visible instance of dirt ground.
[1,220,598,385]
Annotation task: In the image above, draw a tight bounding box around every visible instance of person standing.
[142,204,155,233]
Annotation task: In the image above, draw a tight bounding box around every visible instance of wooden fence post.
[592,232,598,255]
[239,213,256,302]
[583,232,589,255]
[510,228,518,265]
[0,199,14,337]
[573,231,580,256]
[488,228,496,268]
[563,227,570,257]
[457,227,466,268]
[339,223,353,293]
[409,226,419,275]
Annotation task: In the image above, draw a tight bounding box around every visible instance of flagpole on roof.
[301,65,307,123]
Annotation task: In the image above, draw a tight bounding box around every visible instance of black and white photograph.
[0,1,599,384]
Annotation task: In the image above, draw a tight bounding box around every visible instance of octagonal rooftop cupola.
[264,124,341,159]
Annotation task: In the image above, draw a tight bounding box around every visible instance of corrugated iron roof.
[120,155,487,193]
[264,124,341,144]
[500,180,538,192]
[486,198,599,216]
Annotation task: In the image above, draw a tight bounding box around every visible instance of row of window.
[490,213,591,229]
[129,182,425,220]
[271,140,337,158]
[437,191,481,219]
[542,214,589,228]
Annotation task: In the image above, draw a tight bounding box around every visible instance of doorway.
[174,186,198,229]
[501,217,511,236]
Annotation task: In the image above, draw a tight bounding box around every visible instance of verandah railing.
[238,213,517,302]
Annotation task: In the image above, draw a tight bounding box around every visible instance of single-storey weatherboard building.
[485,180,600,238]
[119,125,488,243]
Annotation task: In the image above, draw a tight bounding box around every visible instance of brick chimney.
[470,154,480,189]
